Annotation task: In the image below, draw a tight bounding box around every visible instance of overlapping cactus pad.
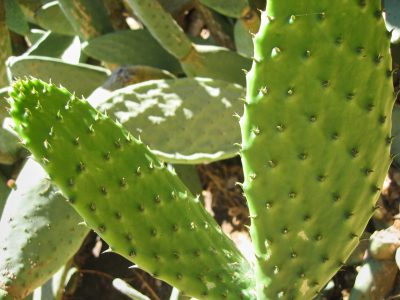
[8,79,255,300]
[0,159,88,300]
[241,1,394,299]
[89,78,244,164]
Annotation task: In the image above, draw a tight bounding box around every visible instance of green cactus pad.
[124,0,250,85]
[58,0,113,40]
[35,1,75,36]
[241,2,394,299]
[25,29,47,45]
[181,45,251,86]
[199,0,248,18]
[126,0,194,61]
[4,0,29,35]
[82,30,182,74]
[26,32,75,59]
[234,19,254,58]
[158,0,193,17]
[88,78,244,164]
[173,165,203,201]
[0,159,88,300]
[6,56,109,97]
[8,79,255,300]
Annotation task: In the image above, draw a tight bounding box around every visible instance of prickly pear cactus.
[7,56,109,97]
[241,1,394,299]
[0,159,88,300]
[8,79,255,300]
[89,78,244,164]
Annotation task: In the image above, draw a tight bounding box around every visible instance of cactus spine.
[241,1,394,299]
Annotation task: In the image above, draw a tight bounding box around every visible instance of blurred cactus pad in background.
[0,0,400,300]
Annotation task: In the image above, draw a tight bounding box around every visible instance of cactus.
[8,79,255,300]
[0,159,88,300]
[4,0,28,36]
[181,45,251,86]
[58,0,113,40]
[1,0,398,298]
[234,20,255,58]
[35,2,75,36]
[384,0,400,44]
[125,0,251,85]
[11,0,38,24]
[198,0,248,18]
[88,77,244,164]
[241,1,394,298]
[6,56,109,97]
[87,65,175,109]
[82,30,182,73]
[234,9,261,58]
[25,32,75,59]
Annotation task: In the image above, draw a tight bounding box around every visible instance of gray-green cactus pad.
[34,1,75,36]
[234,19,254,58]
[181,45,251,86]
[82,30,182,73]
[4,0,29,35]
[25,32,75,59]
[199,0,248,18]
[0,159,88,300]
[6,56,109,97]
[158,0,193,16]
[88,77,244,164]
